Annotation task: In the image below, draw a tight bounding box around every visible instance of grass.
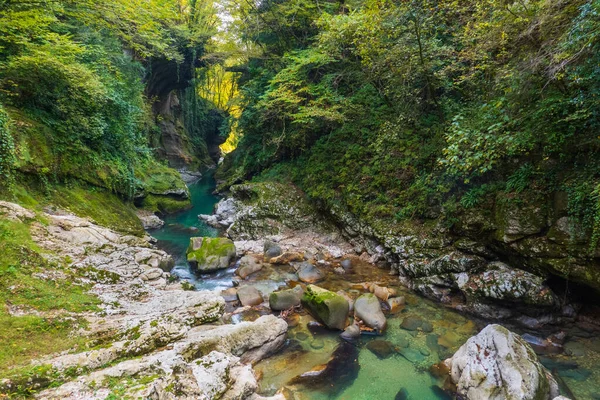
[0,217,100,378]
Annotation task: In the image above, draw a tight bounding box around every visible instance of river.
[148,174,599,400]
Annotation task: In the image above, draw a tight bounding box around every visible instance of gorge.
[1,0,600,399]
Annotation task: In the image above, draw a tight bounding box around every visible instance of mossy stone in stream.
[186,237,236,272]
[301,285,349,330]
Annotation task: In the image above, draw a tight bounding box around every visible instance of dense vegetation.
[221,0,600,246]
[0,0,224,217]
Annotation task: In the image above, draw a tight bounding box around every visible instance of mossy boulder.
[269,286,304,311]
[186,237,236,273]
[301,285,349,330]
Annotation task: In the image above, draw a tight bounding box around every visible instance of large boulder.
[269,286,304,311]
[445,324,559,400]
[457,262,557,307]
[301,285,349,330]
[354,293,387,332]
[186,237,236,273]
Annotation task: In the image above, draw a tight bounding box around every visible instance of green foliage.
[223,0,600,245]
[0,103,14,188]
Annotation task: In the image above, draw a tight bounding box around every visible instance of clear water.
[149,173,235,291]
[149,174,600,400]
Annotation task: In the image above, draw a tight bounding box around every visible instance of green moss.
[0,218,100,381]
[48,185,144,236]
[140,194,191,214]
[135,161,188,196]
[186,237,236,269]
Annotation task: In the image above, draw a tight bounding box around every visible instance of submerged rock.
[366,340,396,359]
[354,293,387,332]
[340,323,361,342]
[301,285,349,330]
[289,342,360,395]
[269,286,304,311]
[445,324,559,400]
[186,237,236,272]
[395,388,409,400]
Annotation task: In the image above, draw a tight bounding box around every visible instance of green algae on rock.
[301,285,349,330]
[186,237,236,272]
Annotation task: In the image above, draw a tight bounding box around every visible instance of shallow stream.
[150,174,600,400]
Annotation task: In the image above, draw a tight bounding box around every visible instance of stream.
[149,174,600,400]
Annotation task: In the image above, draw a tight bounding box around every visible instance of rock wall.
[147,55,226,170]
[213,182,600,329]
[325,190,600,328]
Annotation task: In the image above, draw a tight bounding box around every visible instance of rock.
[200,198,238,229]
[354,293,387,332]
[270,252,304,265]
[400,315,423,331]
[301,285,349,330]
[264,240,282,259]
[399,347,426,363]
[136,210,165,230]
[366,340,395,359]
[140,267,164,281]
[564,341,586,357]
[294,262,325,284]
[186,237,236,272]
[340,259,353,271]
[422,321,434,333]
[295,332,309,341]
[387,296,405,313]
[237,286,264,307]
[340,323,360,342]
[289,342,360,395]
[269,286,304,311]
[495,194,547,243]
[457,262,558,307]
[221,288,238,302]
[370,284,398,301]
[237,255,264,279]
[438,331,462,349]
[395,388,409,400]
[336,291,354,312]
[445,324,559,400]
[310,339,325,349]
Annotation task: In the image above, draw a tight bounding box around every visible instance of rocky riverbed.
[0,201,288,399]
[2,177,600,400]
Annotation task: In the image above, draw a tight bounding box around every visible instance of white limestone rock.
[445,324,559,400]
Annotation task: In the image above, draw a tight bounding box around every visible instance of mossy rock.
[301,285,349,330]
[140,194,191,214]
[186,237,236,273]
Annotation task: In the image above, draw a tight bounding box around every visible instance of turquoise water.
[149,173,236,291]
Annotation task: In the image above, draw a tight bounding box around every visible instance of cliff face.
[146,55,226,171]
